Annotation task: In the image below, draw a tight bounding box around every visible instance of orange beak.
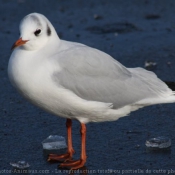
[11,37,29,50]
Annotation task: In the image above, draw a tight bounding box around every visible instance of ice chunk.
[145,136,171,149]
[144,61,157,70]
[42,135,67,150]
[10,161,30,169]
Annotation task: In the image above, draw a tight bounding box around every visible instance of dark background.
[1,0,175,174]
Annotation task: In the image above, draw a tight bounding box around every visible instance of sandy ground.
[1,0,175,175]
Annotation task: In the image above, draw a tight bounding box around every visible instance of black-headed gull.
[8,13,175,169]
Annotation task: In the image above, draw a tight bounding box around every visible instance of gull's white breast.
[8,48,68,117]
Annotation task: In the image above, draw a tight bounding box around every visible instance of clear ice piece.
[42,135,67,150]
[145,136,171,149]
[144,61,157,68]
[10,161,30,169]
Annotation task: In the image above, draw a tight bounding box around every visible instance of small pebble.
[93,14,103,20]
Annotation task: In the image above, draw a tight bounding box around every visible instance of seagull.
[8,13,175,170]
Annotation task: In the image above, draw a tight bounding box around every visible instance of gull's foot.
[48,149,75,162]
[59,159,86,170]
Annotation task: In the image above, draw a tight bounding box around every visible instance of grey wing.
[52,45,170,109]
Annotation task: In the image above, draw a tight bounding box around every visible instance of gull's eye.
[34,29,41,36]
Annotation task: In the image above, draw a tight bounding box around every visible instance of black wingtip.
[164,81,175,91]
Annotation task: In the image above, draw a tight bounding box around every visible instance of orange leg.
[59,123,87,170]
[48,119,75,162]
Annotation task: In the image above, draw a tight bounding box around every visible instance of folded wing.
[51,45,173,109]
